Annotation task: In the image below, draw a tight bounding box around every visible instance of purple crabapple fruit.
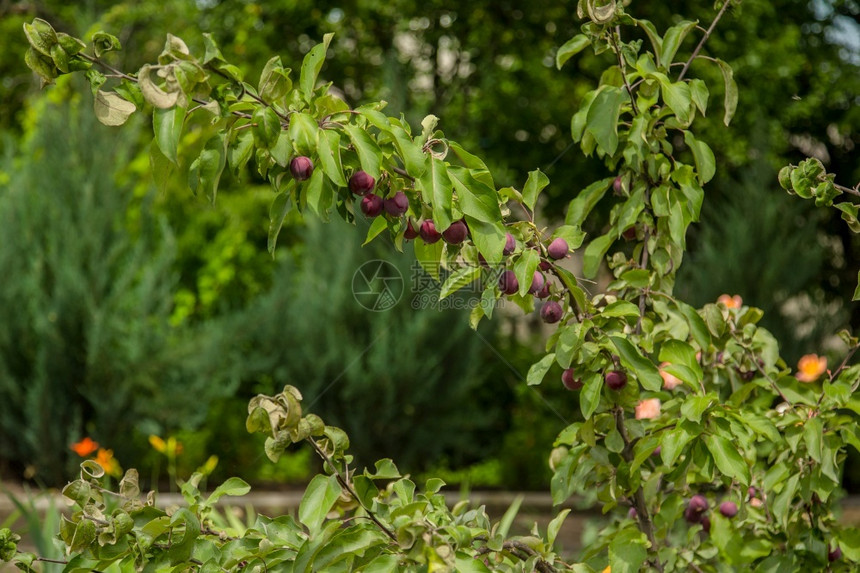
[442,219,469,244]
[503,233,516,256]
[547,237,569,260]
[701,516,711,533]
[498,270,519,295]
[528,271,545,295]
[360,194,383,217]
[384,191,409,216]
[290,156,313,181]
[604,370,627,390]
[829,546,842,562]
[628,507,637,519]
[561,368,582,391]
[719,501,738,518]
[419,220,442,244]
[404,219,419,239]
[349,170,375,195]
[541,300,563,324]
[614,175,624,194]
[536,281,551,299]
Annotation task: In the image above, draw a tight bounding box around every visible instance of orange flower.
[94,448,122,478]
[796,354,827,383]
[659,362,683,390]
[70,437,99,457]
[635,398,661,420]
[717,294,743,309]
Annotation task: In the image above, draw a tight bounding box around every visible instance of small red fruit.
[503,233,516,256]
[547,238,569,260]
[562,368,582,391]
[541,300,563,324]
[442,219,469,244]
[528,271,545,295]
[613,175,624,194]
[829,546,842,562]
[360,193,383,217]
[719,501,738,518]
[349,170,375,195]
[621,226,637,241]
[604,370,627,390]
[498,270,519,295]
[536,281,551,299]
[290,156,314,181]
[539,260,551,271]
[404,219,419,239]
[419,220,442,244]
[384,191,409,216]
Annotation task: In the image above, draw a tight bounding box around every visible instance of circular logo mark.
[352,260,404,312]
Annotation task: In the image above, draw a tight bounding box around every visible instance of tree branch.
[610,27,639,116]
[677,0,732,81]
[306,437,397,542]
[614,407,664,572]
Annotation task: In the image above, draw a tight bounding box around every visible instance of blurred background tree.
[0,0,857,488]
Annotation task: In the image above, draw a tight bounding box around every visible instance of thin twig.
[677,0,732,81]
[610,27,639,116]
[614,407,664,572]
[306,437,397,542]
[834,182,860,197]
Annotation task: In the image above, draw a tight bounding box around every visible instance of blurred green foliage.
[0,96,239,484]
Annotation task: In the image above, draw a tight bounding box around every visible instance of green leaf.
[661,20,697,67]
[556,34,591,69]
[704,434,750,484]
[188,132,227,204]
[206,477,251,505]
[601,301,640,318]
[389,125,428,177]
[610,336,663,391]
[661,422,699,466]
[344,124,382,179]
[466,217,506,263]
[514,248,541,297]
[715,58,738,126]
[854,271,860,301]
[25,46,58,84]
[258,56,292,102]
[690,79,708,116]
[566,177,614,226]
[149,139,174,193]
[316,129,347,187]
[585,86,626,156]
[168,508,200,565]
[252,106,281,149]
[658,339,701,376]
[448,141,494,187]
[551,225,586,250]
[440,265,482,298]
[448,166,502,223]
[313,527,388,570]
[676,301,711,349]
[527,353,556,386]
[153,106,185,165]
[23,19,58,57]
[299,33,334,98]
[580,373,603,418]
[684,131,716,184]
[289,112,318,156]
[547,509,571,547]
[635,20,663,66]
[418,158,453,230]
[655,74,692,125]
[609,528,649,573]
[523,169,549,211]
[267,190,291,255]
[299,473,342,534]
[680,395,712,423]
[414,238,444,281]
[227,130,254,176]
[583,232,615,279]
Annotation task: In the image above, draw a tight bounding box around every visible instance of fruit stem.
[614,407,664,571]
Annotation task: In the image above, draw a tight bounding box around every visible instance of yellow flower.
[717,294,743,309]
[796,354,827,383]
[635,398,661,420]
[659,362,683,390]
[94,448,122,478]
[70,437,99,457]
